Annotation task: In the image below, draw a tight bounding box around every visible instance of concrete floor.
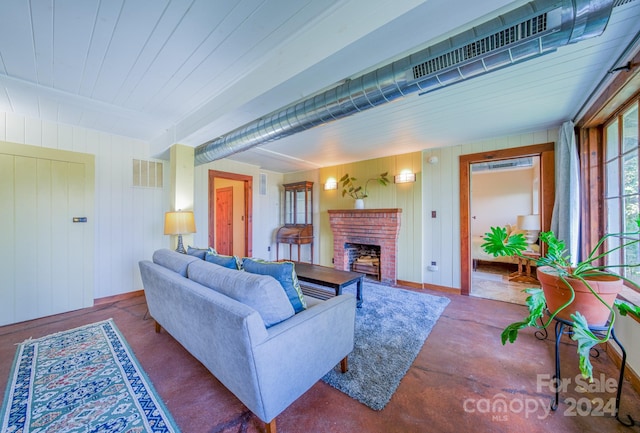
[1,288,639,433]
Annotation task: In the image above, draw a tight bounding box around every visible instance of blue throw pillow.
[187,246,209,260]
[242,258,306,313]
[205,250,241,270]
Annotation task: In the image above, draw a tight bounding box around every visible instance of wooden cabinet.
[276,181,314,262]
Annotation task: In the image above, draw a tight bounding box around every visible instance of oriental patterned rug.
[0,319,180,432]
[320,281,450,410]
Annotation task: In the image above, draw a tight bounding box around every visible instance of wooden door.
[208,170,253,257]
[0,142,94,326]
[216,186,233,255]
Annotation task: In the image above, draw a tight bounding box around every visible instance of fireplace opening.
[346,243,381,281]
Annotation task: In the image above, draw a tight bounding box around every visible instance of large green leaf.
[500,288,546,345]
[615,299,640,318]
[481,227,527,257]
[570,312,601,381]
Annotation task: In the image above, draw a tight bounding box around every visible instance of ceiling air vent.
[412,13,548,80]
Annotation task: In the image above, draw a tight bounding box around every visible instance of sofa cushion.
[205,250,241,270]
[242,258,307,313]
[187,259,294,327]
[153,249,200,277]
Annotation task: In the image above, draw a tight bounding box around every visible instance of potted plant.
[340,172,390,209]
[481,218,640,381]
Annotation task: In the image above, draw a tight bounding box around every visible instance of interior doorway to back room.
[469,156,542,305]
[459,143,555,300]
[208,170,253,258]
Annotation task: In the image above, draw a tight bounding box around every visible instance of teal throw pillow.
[242,258,307,313]
[205,250,241,270]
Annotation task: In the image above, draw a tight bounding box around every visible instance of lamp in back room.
[517,214,540,250]
[164,210,196,254]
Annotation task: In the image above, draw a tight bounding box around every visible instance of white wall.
[471,166,535,237]
[422,128,558,289]
[0,112,168,299]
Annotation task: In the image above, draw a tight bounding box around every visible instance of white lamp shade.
[164,211,196,235]
[517,214,540,231]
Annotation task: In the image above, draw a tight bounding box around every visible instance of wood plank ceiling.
[0,0,638,172]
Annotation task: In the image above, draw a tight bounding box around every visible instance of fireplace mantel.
[328,208,401,216]
[328,208,402,284]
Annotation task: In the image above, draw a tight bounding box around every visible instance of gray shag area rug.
[320,281,450,410]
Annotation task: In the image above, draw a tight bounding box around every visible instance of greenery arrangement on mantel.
[340,172,390,200]
[482,219,640,381]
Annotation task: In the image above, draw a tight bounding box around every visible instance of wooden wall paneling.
[25,117,42,146]
[5,113,25,144]
[36,159,53,318]
[459,154,471,295]
[540,149,555,253]
[584,127,604,262]
[0,113,6,140]
[68,161,92,308]
[51,160,71,315]
[14,156,39,322]
[0,140,95,325]
[0,154,15,323]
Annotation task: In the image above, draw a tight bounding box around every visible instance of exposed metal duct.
[195,0,618,165]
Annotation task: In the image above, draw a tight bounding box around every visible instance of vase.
[355,199,365,209]
[536,266,623,326]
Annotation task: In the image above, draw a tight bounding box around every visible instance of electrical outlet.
[267,246,271,252]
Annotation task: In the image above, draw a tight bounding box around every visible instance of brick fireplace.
[328,208,402,284]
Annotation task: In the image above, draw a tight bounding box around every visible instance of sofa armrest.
[250,293,356,422]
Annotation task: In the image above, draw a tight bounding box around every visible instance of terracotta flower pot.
[536,266,623,326]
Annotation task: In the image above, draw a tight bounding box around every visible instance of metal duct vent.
[195,0,618,166]
[412,13,548,80]
[472,157,534,172]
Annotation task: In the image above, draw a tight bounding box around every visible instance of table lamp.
[164,210,196,254]
[517,214,541,250]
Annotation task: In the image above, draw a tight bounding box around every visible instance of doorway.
[459,143,555,296]
[208,170,253,257]
[469,155,541,304]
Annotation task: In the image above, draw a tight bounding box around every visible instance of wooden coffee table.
[294,262,364,307]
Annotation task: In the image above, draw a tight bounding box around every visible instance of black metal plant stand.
[540,315,635,426]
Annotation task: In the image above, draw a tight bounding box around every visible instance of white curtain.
[551,120,580,264]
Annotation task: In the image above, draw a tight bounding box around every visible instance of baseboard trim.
[422,282,460,295]
[606,341,640,395]
[395,280,459,295]
[396,280,422,289]
[94,290,144,306]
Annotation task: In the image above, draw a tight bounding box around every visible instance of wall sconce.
[394,170,416,184]
[164,210,196,254]
[324,177,338,190]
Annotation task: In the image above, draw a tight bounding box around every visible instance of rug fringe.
[17,318,114,345]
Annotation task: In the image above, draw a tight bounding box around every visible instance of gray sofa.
[139,249,356,433]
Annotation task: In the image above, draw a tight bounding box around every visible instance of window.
[604,98,640,304]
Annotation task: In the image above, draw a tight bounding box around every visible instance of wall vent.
[412,13,548,80]
[133,159,163,188]
[472,157,533,172]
